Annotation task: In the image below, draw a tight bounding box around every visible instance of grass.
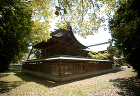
[0,68,137,96]
[9,68,22,71]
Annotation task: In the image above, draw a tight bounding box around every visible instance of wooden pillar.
[80,63,82,73]
[85,64,86,72]
[68,62,70,73]
[59,60,62,76]
[110,62,112,68]
[74,63,76,73]
[63,64,65,75]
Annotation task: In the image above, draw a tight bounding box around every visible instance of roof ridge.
[50,28,68,37]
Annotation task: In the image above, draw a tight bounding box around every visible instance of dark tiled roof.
[34,27,87,49]
[50,28,68,37]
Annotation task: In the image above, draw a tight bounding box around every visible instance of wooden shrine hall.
[22,27,114,81]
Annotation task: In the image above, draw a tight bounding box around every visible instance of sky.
[74,28,111,52]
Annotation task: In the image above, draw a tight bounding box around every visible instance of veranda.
[22,55,113,81]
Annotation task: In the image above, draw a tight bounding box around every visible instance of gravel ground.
[0,66,140,96]
[91,66,140,96]
[51,66,140,96]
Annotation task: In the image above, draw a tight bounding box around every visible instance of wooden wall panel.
[22,60,113,76]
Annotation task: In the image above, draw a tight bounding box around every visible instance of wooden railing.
[22,58,113,76]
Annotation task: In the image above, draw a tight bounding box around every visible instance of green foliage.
[107,45,128,66]
[107,45,118,56]
[19,0,127,41]
[9,68,22,71]
[31,20,51,44]
[0,0,33,72]
[109,0,140,77]
[29,0,54,44]
[53,0,126,38]
[88,51,113,60]
[107,45,123,64]
[11,52,28,63]
[28,48,42,60]
[28,56,37,60]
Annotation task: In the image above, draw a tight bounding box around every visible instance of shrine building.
[22,27,114,81]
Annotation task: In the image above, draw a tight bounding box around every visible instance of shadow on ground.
[0,69,122,94]
[0,81,24,94]
[0,72,25,94]
[0,74,10,78]
[109,75,140,96]
[14,69,122,88]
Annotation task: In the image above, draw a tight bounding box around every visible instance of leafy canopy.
[54,0,125,38]
[24,0,127,39]
[0,0,33,72]
[109,0,140,77]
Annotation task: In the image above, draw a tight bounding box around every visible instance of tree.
[28,0,54,43]
[107,45,123,62]
[109,0,140,77]
[54,0,121,38]
[107,45,126,67]
[88,51,113,60]
[25,0,127,38]
[0,0,33,72]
